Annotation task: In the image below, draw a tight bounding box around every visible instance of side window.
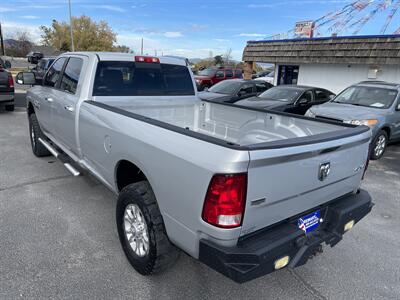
[161,64,195,95]
[315,89,330,101]
[60,57,83,94]
[302,90,313,101]
[215,70,224,78]
[44,57,67,87]
[256,82,270,93]
[239,83,254,95]
[46,59,55,70]
[225,69,233,78]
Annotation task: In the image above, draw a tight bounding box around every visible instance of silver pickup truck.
[17,52,373,283]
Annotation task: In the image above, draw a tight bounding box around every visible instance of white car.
[255,71,274,85]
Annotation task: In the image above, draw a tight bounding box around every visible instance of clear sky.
[1,0,399,60]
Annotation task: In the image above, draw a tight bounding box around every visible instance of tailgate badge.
[318,162,331,181]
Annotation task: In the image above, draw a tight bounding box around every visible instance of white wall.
[278,63,400,94]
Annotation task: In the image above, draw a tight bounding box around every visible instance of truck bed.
[94,98,361,150]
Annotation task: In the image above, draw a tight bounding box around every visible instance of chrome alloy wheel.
[123,204,149,257]
[374,135,386,157]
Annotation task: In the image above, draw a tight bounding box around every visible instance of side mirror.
[396,102,400,111]
[204,87,209,92]
[329,94,336,100]
[16,72,37,85]
[298,98,310,105]
[4,60,11,69]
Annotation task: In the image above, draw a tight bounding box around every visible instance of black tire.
[29,114,51,157]
[370,130,388,160]
[116,181,179,275]
[5,104,14,111]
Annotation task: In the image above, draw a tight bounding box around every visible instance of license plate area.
[298,210,321,234]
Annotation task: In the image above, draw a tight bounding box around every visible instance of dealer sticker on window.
[298,210,321,234]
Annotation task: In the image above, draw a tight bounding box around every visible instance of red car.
[195,68,242,91]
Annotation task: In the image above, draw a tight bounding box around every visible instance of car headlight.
[195,79,201,83]
[305,110,316,118]
[343,119,378,127]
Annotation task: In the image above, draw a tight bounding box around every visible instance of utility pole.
[0,22,5,56]
[141,38,144,55]
[68,0,75,51]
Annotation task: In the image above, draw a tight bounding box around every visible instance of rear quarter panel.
[78,102,250,258]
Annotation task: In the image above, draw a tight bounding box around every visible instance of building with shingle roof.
[242,35,400,93]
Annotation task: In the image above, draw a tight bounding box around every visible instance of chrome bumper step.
[38,138,80,177]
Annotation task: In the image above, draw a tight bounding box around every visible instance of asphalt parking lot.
[1,99,399,299]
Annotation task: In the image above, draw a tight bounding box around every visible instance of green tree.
[40,16,121,52]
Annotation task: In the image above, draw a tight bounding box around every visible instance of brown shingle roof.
[242,35,400,65]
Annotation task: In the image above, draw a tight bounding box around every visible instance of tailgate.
[241,130,371,236]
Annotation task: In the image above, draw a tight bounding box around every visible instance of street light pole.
[0,22,5,56]
[68,0,75,52]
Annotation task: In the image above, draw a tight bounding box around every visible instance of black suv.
[0,67,14,111]
[32,57,55,82]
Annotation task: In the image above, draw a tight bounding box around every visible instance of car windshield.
[333,86,398,109]
[258,87,302,102]
[208,80,242,95]
[198,69,215,76]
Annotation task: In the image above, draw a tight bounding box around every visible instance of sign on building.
[295,21,315,38]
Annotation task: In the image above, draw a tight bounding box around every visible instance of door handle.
[45,97,54,103]
[64,105,74,112]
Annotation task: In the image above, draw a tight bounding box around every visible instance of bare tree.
[15,31,32,55]
[5,31,32,57]
[224,48,232,66]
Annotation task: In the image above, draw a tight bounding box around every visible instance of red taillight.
[8,73,14,88]
[202,173,247,228]
[135,56,160,63]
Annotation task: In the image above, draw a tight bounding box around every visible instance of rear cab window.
[93,61,195,96]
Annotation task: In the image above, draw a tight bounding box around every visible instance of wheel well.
[115,160,148,192]
[381,127,391,138]
[27,102,35,116]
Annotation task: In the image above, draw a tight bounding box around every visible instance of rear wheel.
[29,114,51,157]
[371,130,388,160]
[5,104,14,111]
[116,181,179,275]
